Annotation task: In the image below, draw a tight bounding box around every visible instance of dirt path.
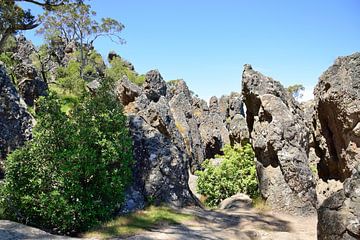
[124,207,317,240]
[0,207,317,240]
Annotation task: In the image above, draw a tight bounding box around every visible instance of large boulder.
[0,64,33,178]
[242,64,316,215]
[313,52,360,181]
[317,166,360,240]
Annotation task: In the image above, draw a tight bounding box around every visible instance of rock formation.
[116,71,199,212]
[317,166,360,240]
[0,63,33,178]
[242,64,316,215]
[313,52,360,181]
[12,36,48,106]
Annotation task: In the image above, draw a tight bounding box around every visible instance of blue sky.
[21,0,360,101]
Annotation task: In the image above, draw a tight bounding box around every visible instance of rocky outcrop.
[12,36,48,106]
[317,166,360,240]
[0,63,33,178]
[242,64,316,215]
[116,72,199,212]
[168,80,205,172]
[313,52,360,182]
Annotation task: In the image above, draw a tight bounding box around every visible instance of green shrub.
[0,79,133,234]
[56,60,86,95]
[195,144,258,207]
[106,57,145,86]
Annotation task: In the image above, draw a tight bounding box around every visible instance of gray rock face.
[143,70,167,102]
[313,52,360,181]
[242,64,316,215]
[168,83,205,172]
[116,71,198,210]
[317,166,360,240]
[12,36,48,106]
[0,64,33,178]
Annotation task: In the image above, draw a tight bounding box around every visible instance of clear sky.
[21,0,360,101]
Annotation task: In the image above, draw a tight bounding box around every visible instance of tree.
[286,84,305,101]
[1,79,133,234]
[0,0,82,50]
[37,3,125,77]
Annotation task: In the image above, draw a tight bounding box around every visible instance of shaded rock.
[228,114,249,145]
[127,115,197,207]
[0,220,74,240]
[115,76,141,106]
[314,52,360,181]
[242,64,316,215]
[12,35,48,106]
[219,193,252,210]
[316,179,343,206]
[18,78,48,106]
[317,166,360,239]
[0,64,33,178]
[143,70,167,102]
[199,112,230,159]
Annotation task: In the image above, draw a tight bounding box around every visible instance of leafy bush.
[0,79,133,234]
[106,57,145,85]
[56,60,86,95]
[196,144,258,207]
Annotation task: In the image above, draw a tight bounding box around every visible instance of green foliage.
[0,79,134,234]
[286,84,305,101]
[56,60,86,95]
[196,144,259,207]
[106,57,145,85]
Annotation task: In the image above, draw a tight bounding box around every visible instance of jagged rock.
[0,64,33,178]
[169,87,205,172]
[191,96,209,124]
[242,64,316,215]
[228,114,249,145]
[199,112,230,159]
[143,70,167,102]
[314,52,360,181]
[11,36,48,106]
[219,193,253,210]
[118,71,199,210]
[18,78,48,106]
[316,179,343,206]
[115,76,141,106]
[317,166,360,239]
[127,115,197,207]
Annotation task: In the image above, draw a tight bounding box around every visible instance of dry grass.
[82,206,195,239]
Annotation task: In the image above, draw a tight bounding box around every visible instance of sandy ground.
[0,207,317,240]
[124,207,317,240]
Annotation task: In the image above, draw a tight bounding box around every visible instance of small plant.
[196,144,259,207]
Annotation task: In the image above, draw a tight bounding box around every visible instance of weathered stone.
[127,115,197,207]
[219,193,253,210]
[242,64,316,215]
[143,70,167,102]
[18,78,48,106]
[199,112,230,159]
[318,166,360,239]
[169,91,205,172]
[115,76,141,106]
[0,64,33,178]
[314,52,360,181]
